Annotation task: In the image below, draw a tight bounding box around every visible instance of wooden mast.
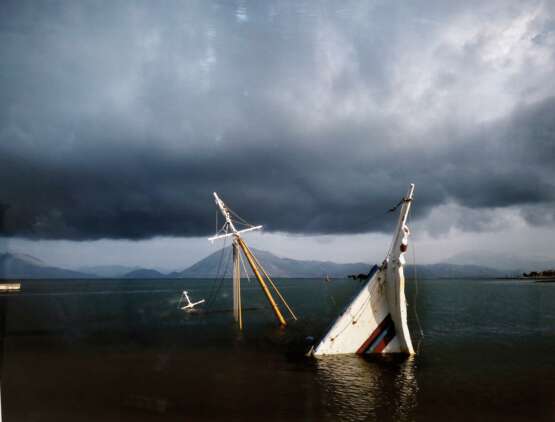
[236,237,287,327]
[232,240,242,329]
[209,192,288,328]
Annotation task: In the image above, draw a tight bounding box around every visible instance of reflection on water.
[394,356,418,422]
[317,355,380,421]
[316,355,417,422]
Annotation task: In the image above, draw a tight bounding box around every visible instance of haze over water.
[1,277,553,421]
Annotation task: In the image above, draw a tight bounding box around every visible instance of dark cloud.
[0,0,554,240]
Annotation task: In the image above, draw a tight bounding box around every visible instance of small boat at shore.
[313,184,416,356]
[0,282,21,292]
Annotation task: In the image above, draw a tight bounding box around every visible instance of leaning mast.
[209,193,295,329]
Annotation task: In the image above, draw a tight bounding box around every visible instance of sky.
[1,0,554,270]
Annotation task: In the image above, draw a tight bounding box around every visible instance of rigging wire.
[326,197,405,341]
[208,201,261,316]
[241,242,298,321]
[239,251,251,283]
[227,206,251,226]
[207,245,233,310]
[329,289,373,341]
[322,275,337,310]
[206,236,229,309]
[408,212,425,354]
[329,268,385,341]
[226,205,261,232]
[251,251,298,321]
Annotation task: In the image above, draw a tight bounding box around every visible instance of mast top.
[213,192,238,234]
[209,192,262,242]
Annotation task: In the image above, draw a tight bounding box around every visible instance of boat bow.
[313,184,416,356]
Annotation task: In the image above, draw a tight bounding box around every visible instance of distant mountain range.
[0,248,530,280]
[0,253,93,279]
[445,250,554,273]
[173,247,513,279]
[122,268,166,279]
[77,265,140,278]
[174,247,372,278]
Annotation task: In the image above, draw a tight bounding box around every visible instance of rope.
[209,248,232,309]
[243,243,298,321]
[239,251,251,282]
[214,221,229,237]
[409,213,424,353]
[322,276,337,310]
[206,237,226,304]
[227,206,254,229]
[387,197,411,213]
[206,237,230,309]
[329,286,374,341]
[328,266,391,342]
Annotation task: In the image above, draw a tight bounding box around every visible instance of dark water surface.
[0,278,553,421]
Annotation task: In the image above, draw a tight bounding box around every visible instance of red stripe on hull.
[356,314,393,354]
[372,326,396,353]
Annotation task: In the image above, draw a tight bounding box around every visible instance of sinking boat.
[209,193,297,329]
[313,184,416,356]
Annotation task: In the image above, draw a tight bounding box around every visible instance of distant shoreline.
[495,276,555,282]
[0,276,547,281]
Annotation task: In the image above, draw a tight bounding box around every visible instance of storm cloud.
[1,0,554,240]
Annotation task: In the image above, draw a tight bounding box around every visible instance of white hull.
[314,184,415,356]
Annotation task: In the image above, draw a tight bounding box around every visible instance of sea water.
[0,278,553,421]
